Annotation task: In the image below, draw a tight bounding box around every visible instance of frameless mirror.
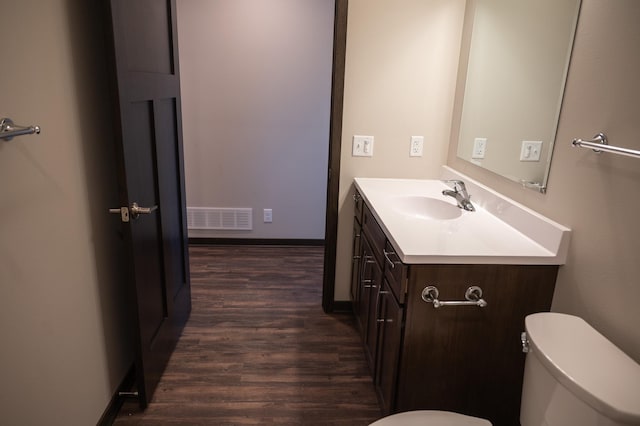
[455,0,581,192]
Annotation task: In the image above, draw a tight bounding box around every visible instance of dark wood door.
[104,0,191,407]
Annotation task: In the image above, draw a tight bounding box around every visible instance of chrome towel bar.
[421,285,487,308]
[572,132,640,159]
[1,117,40,141]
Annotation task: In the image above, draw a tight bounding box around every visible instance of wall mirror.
[455,0,582,193]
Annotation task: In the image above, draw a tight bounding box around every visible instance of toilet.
[370,312,640,426]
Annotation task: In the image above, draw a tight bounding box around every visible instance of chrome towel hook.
[1,117,41,141]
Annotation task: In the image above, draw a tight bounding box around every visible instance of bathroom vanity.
[350,172,570,426]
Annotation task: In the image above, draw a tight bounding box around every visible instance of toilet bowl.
[369,410,490,426]
[369,312,640,425]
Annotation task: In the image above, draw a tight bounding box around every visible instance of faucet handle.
[442,179,466,193]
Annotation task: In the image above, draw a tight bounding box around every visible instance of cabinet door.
[350,219,362,304]
[364,257,381,371]
[375,279,403,415]
[397,264,557,426]
[354,236,370,335]
[357,236,382,370]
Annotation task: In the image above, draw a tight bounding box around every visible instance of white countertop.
[354,169,570,265]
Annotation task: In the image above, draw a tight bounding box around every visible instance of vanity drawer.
[362,204,386,264]
[383,240,407,304]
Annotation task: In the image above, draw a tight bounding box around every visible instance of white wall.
[448,0,640,362]
[0,1,131,424]
[334,0,467,300]
[177,0,334,239]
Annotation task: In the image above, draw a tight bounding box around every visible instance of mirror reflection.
[455,0,581,192]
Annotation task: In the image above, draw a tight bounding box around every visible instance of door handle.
[130,202,158,218]
[109,202,158,222]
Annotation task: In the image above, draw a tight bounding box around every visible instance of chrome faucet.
[442,180,475,212]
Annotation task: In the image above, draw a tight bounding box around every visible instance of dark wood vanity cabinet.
[350,191,559,426]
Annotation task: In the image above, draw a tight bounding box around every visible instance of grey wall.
[177,0,334,240]
[0,1,131,424]
[448,0,640,362]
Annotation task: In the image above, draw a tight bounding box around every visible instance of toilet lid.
[369,410,492,426]
[526,312,640,423]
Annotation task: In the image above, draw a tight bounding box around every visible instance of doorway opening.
[175,0,347,313]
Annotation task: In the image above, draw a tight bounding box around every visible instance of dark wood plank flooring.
[114,245,381,425]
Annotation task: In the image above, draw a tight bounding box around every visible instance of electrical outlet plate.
[520,141,543,162]
[263,208,272,223]
[472,137,487,159]
[410,136,424,157]
[352,135,374,157]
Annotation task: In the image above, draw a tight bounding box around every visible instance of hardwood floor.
[114,245,381,425]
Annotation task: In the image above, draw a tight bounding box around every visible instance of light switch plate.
[353,135,374,157]
[520,141,542,161]
[263,208,272,223]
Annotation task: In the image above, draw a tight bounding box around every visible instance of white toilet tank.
[520,313,640,426]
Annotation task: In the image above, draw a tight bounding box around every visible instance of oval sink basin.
[392,196,462,220]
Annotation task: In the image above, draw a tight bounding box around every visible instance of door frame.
[322,0,348,313]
